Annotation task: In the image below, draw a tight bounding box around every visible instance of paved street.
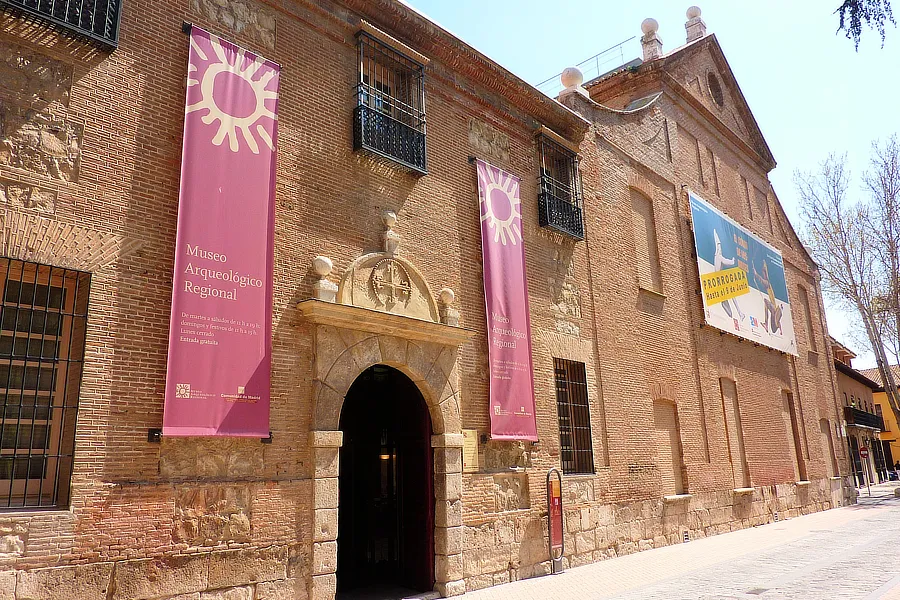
[460,483,900,600]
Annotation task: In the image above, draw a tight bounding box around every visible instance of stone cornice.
[297,299,476,346]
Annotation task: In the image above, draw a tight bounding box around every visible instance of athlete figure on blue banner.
[713,229,745,322]
[752,259,784,335]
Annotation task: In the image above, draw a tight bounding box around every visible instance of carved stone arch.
[300,309,473,599]
[337,251,441,322]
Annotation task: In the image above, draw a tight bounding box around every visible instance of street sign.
[860,447,869,459]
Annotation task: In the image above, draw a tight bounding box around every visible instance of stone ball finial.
[560,67,584,90]
[686,6,701,19]
[312,256,333,278]
[382,210,397,229]
[438,287,455,306]
[641,18,659,35]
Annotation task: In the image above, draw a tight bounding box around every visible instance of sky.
[406,0,900,367]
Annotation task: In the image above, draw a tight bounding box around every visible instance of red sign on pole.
[547,468,564,573]
[860,447,869,459]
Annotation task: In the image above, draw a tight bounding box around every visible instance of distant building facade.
[0,2,852,600]
[832,340,888,484]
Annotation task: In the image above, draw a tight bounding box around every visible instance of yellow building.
[860,365,900,470]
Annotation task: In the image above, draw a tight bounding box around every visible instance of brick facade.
[0,2,852,599]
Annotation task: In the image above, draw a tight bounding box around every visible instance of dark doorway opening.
[337,365,434,599]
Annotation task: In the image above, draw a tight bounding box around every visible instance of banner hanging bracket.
[182,21,193,35]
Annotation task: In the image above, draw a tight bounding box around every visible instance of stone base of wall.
[3,544,308,600]
[461,476,852,593]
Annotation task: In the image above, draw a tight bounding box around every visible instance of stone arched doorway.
[337,365,434,596]
[300,301,472,599]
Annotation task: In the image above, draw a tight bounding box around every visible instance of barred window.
[554,359,594,474]
[354,31,427,173]
[0,259,90,509]
[0,0,122,47]
[538,136,584,239]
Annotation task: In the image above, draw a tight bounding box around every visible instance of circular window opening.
[707,72,724,107]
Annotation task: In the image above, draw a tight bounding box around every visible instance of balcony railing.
[538,181,585,240]
[844,405,885,431]
[353,105,427,174]
[1,0,121,47]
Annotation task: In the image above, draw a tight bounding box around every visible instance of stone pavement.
[459,483,900,600]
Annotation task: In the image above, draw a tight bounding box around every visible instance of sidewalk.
[459,483,900,600]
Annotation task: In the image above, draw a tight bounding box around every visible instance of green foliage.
[836,0,895,49]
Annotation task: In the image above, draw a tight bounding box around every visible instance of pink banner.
[163,27,279,437]
[476,159,538,441]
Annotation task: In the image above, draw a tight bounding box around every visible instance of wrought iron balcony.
[844,405,885,431]
[353,105,427,174]
[1,0,121,48]
[538,177,585,240]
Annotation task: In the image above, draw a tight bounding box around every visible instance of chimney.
[641,18,663,61]
[685,6,707,42]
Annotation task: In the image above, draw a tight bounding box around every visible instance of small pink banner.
[163,27,279,436]
[476,159,538,441]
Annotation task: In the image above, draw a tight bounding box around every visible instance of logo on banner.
[186,35,278,154]
[176,383,191,398]
[479,166,522,246]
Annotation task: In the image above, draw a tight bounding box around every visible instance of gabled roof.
[860,365,900,391]
[585,33,775,172]
[836,361,882,391]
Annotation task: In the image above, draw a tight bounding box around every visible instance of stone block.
[435,500,462,528]
[314,478,339,509]
[256,579,307,600]
[17,562,113,600]
[431,433,464,448]
[0,570,15,600]
[377,335,408,366]
[435,553,463,582]
[200,587,252,600]
[114,555,209,600]
[434,447,462,474]
[174,486,251,546]
[314,447,339,478]
[314,508,338,542]
[435,579,466,597]
[435,526,464,556]
[575,531,596,554]
[309,430,343,448]
[435,473,463,502]
[310,574,335,600]
[208,547,287,589]
[312,541,337,575]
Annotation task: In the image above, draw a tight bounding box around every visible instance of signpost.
[547,468,564,574]
[860,447,871,497]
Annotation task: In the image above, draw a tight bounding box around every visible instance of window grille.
[0,0,121,48]
[354,31,427,173]
[538,136,584,239]
[0,259,90,510]
[554,358,594,474]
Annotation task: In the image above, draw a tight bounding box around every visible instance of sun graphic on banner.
[479,167,522,246]
[186,36,277,154]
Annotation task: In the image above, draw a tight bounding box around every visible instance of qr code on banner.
[176,383,191,398]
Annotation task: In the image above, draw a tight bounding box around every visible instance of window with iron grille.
[0,0,121,48]
[0,259,90,509]
[538,136,584,239]
[354,31,427,174]
[554,358,594,474]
